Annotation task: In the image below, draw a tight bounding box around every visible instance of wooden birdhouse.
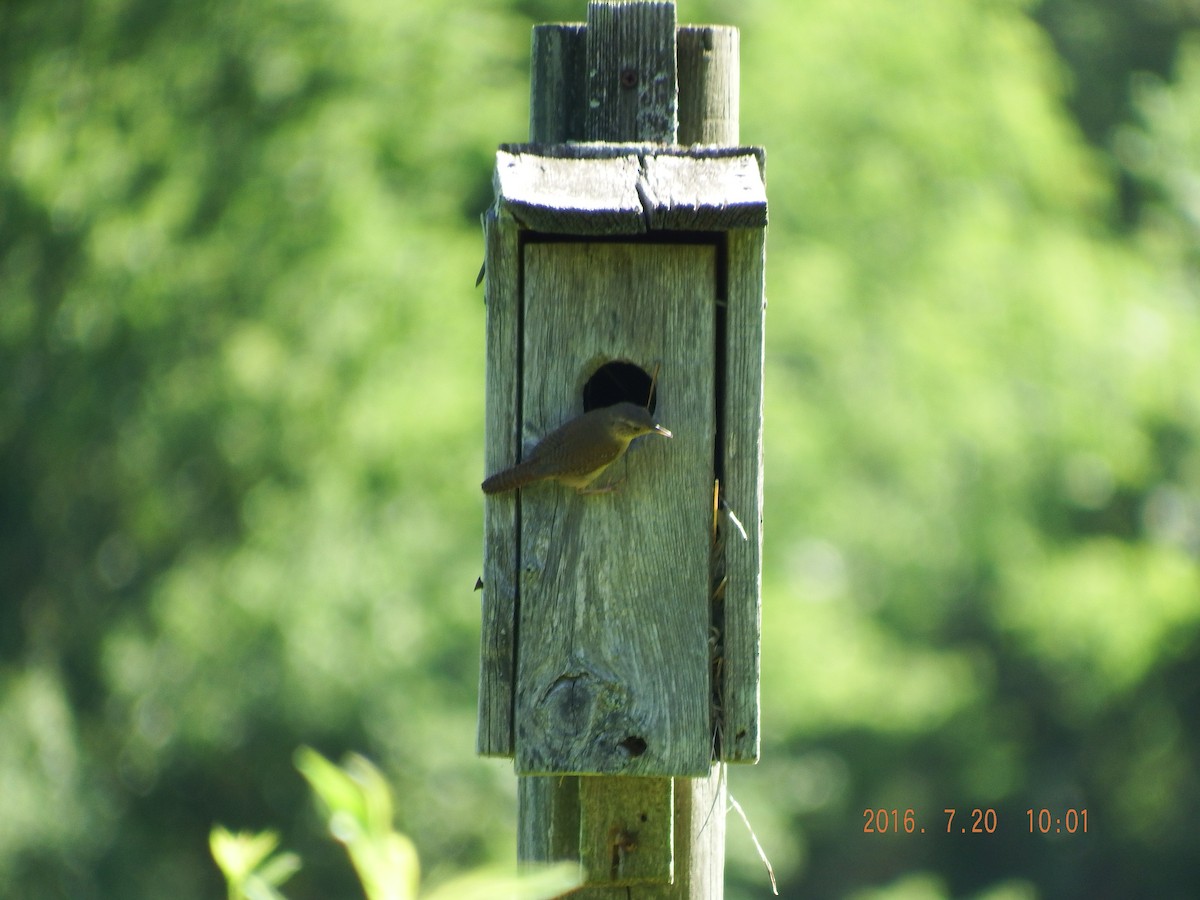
[478,0,765,782]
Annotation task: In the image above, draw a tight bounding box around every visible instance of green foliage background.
[2,0,1199,897]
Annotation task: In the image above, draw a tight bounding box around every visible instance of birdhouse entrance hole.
[583,360,657,414]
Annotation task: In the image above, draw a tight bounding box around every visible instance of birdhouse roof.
[493,144,767,235]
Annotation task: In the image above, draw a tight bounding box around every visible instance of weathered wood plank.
[677,26,739,146]
[478,207,522,757]
[494,150,646,235]
[494,148,766,235]
[579,777,674,886]
[672,766,726,898]
[530,24,588,143]
[586,1,678,143]
[499,143,764,164]
[519,775,581,861]
[642,154,766,230]
[529,20,740,147]
[718,228,765,763]
[515,242,715,777]
[520,768,726,898]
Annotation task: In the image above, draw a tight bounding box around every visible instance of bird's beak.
[653,424,673,438]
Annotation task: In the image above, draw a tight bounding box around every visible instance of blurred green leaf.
[210,827,300,900]
[421,863,582,900]
[296,748,419,900]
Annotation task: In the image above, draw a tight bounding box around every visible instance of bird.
[481,402,672,495]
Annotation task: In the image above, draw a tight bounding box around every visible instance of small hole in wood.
[620,68,639,89]
[583,361,656,413]
[619,735,648,757]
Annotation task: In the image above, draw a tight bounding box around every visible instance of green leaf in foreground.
[209,827,301,900]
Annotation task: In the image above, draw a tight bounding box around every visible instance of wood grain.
[719,228,765,763]
[515,241,715,776]
[586,1,679,142]
[477,207,521,757]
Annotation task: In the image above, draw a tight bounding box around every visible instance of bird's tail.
[481,461,539,495]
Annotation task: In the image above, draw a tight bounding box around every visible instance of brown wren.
[481,401,672,494]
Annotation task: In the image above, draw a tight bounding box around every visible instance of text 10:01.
[1027,809,1087,834]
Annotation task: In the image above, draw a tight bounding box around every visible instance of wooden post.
[480,2,765,896]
